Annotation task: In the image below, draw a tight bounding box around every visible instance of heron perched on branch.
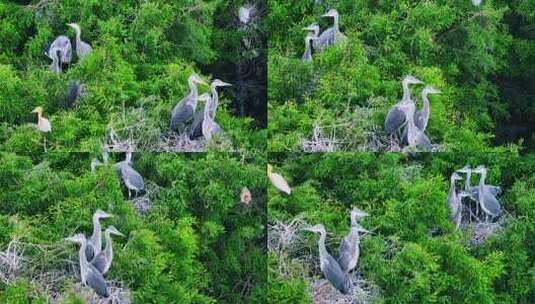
[66,234,109,298]
[85,209,113,262]
[114,152,145,199]
[67,23,92,59]
[90,226,124,274]
[472,165,502,220]
[190,79,232,139]
[384,76,423,136]
[170,74,207,132]
[317,9,348,51]
[267,164,291,195]
[304,224,352,294]
[337,208,369,273]
[415,86,441,132]
[447,172,463,229]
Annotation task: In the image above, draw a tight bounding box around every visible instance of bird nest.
[130,181,161,215]
[311,273,380,304]
[300,123,339,152]
[0,238,131,303]
[462,216,507,247]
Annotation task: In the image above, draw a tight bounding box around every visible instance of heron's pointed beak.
[321,12,334,17]
[303,26,315,31]
[219,81,232,87]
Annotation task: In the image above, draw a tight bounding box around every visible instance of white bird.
[67,23,92,59]
[32,106,51,133]
[267,164,291,195]
[472,0,481,7]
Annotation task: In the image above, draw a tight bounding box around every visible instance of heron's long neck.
[333,15,340,33]
[318,232,328,260]
[303,38,313,61]
[402,81,411,101]
[78,240,88,282]
[210,85,220,118]
[465,171,472,190]
[51,51,60,72]
[449,177,457,195]
[203,98,212,123]
[74,27,82,45]
[350,215,357,227]
[421,93,430,127]
[36,111,43,120]
[479,171,486,186]
[91,216,101,251]
[104,232,113,263]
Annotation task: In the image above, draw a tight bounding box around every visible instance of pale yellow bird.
[267,164,291,195]
[32,106,51,133]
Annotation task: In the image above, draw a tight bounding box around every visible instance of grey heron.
[337,208,369,273]
[114,152,145,199]
[267,164,291,195]
[67,23,92,59]
[66,234,109,298]
[31,107,51,133]
[415,86,441,132]
[44,35,72,65]
[384,76,423,135]
[301,32,318,62]
[90,226,124,274]
[303,23,321,50]
[472,165,502,220]
[86,209,113,262]
[170,74,207,132]
[317,9,348,51]
[65,80,85,107]
[190,79,232,139]
[404,104,432,151]
[304,224,352,294]
[201,93,222,141]
[447,172,463,229]
[456,165,501,216]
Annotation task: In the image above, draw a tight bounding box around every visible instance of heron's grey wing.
[416,132,432,151]
[170,101,194,131]
[189,109,204,139]
[400,125,409,145]
[90,252,107,274]
[79,41,92,58]
[121,165,145,191]
[414,110,425,130]
[323,255,351,294]
[337,236,353,273]
[482,191,502,216]
[486,185,501,196]
[316,27,335,51]
[85,243,95,261]
[384,105,406,135]
[86,265,109,297]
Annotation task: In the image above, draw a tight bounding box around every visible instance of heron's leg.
[128,189,131,200]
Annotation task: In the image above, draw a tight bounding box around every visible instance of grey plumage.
[316,9,348,51]
[91,226,124,274]
[473,166,502,218]
[114,152,144,199]
[86,210,113,261]
[45,35,72,64]
[66,234,109,298]
[447,173,463,229]
[67,23,92,59]
[170,74,207,132]
[304,224,352,294]
[337,208,368,273]
[384,76,422,136]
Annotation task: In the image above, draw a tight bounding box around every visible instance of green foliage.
[0,0,263,152]
[0,151,266,303]
[268,152,535,303]
[267,0,530,151]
